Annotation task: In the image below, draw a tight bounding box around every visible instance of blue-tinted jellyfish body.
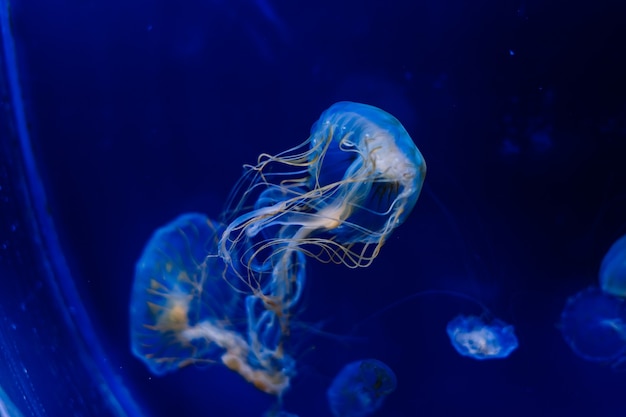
[130,103,425,396]
[446,315,519,360]
[220,101,427,278]
[216,102,425,389]
[130,213,238,375]
[559,287,626,364]
[305,101,426,246]
[130,213,294,394]
[599,234,626,298]
[327,359,397,417]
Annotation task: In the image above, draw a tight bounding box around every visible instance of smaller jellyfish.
[446,315,519,360]
[130,213,293,395]
[599,234,626,298]
[130,213,238,375]
[559,287,626,365]
[327,359,397,417]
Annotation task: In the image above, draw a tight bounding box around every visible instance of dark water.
[1,0,626,416]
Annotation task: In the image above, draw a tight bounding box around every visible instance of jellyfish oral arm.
[182,321,289,395]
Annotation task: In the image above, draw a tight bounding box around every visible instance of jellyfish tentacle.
[130,102,426,397]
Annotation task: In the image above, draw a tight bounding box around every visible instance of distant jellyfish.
[446,315,519,360]
[130,213,238,376]
[599,234,626,298]
[130,213,293,395]
[559,287,626,365]
[327,359,397,417]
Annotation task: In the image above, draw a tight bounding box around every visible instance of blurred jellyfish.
[327,359,397,417]
[559,287,626,366]
[446,315,519,360]
[130,102,426,397]
[130,213,293,394]
[130,213,237,375]
[599,234,626,298]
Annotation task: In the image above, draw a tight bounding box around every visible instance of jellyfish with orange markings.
[129,102,426,396]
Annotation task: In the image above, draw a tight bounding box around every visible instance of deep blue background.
[12,0,626,415]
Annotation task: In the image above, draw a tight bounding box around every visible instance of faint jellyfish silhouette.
[446,314,519,360]
[559,287,626,366]
[599,234,626,297]
[327,359,397,417]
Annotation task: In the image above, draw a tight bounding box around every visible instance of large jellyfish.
[327,359,397,417]
[129,102,426,396]
[559,287,626,366]
[446,314,519,360]
[599,234,626,298]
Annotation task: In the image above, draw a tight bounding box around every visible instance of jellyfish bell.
[306,101,426,245]
[446,315,519,360]
[599,234,626,298]
[559,286,626,365]
[327,359,397,417]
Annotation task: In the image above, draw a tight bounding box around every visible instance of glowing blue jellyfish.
[218,101,425,380]
[599,234,626,298]
[130,213,293,394]
[446,315,519,360]
[130,213,236,375]
[130,102,426,397]
[559,287,626,365]
[220,101,426,275]
[327,359,397,417]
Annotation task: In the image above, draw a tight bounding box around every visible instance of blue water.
[1,0,626,416]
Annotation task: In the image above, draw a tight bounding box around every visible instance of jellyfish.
[446,314,519,360]
[130,213,235,375]
[218,101,426,338]
[129,102,425,397]
[221,101,426,272]
[599,234,626,298]
[559,287,626,365]
[217,101,426,369]
[130,213,294,394]
[327,359,397,417]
